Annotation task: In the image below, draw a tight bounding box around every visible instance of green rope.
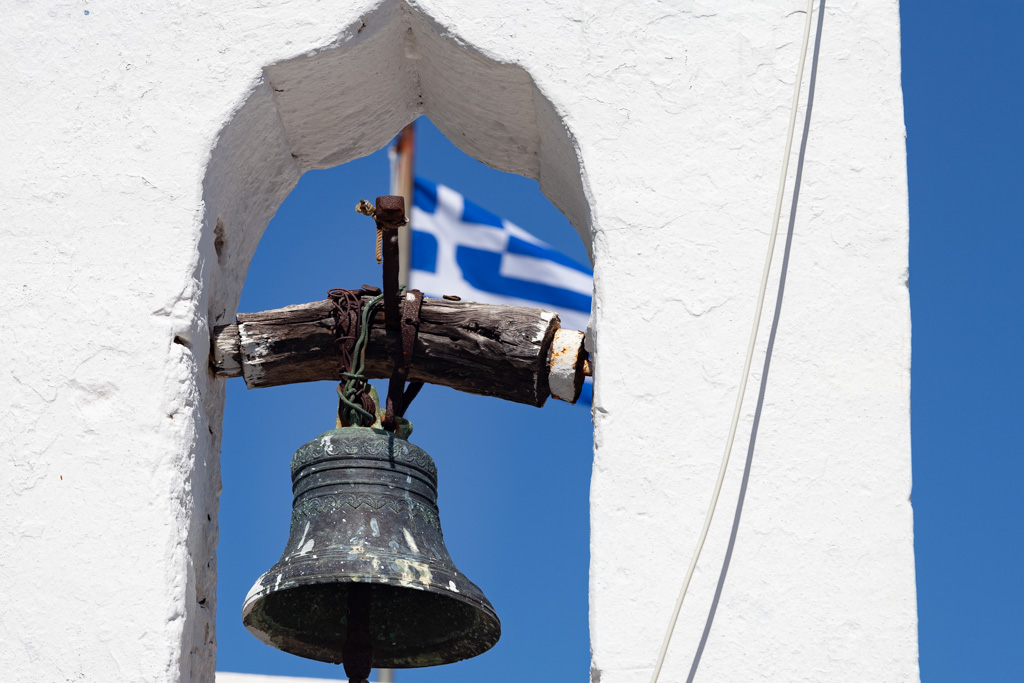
[338,293,384,427]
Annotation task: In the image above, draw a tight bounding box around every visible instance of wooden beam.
[211,296,580,407]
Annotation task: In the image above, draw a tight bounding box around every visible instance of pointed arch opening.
[203,0,592,326]
[201,2,596,679]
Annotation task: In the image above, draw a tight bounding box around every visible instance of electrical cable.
[648,2,816,680]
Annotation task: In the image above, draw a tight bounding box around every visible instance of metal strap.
[384,288,423,430]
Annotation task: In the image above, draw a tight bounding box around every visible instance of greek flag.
[408,178,593,404]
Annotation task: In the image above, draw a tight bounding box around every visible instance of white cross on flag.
[408,178,593,404]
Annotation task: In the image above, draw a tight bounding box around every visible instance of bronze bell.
[242,426,500,680]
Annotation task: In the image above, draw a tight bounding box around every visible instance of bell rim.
[242,557,499,622]
[242,570,501,668]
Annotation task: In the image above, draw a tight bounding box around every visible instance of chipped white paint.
[243,577,266,606]
[402,528,420,554]
[319,435,338,455]
[448,580,460,593]
[370,517,380,536]
[238,325,270,387]
[296,521,311,550]
[394,558,433,590]
[548,328,586,403]
[533,310,560,398]
[296,539,316,557]
[1,1,915,682]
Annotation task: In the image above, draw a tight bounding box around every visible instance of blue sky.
[217,4,1023,681]
[902,3,1022,681]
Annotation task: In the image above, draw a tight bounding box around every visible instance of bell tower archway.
[199,1,595,678]
[0,0,919,681]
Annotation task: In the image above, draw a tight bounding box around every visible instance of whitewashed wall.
[0,1,916,681]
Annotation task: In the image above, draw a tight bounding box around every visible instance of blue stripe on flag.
[460,197,504,228]
[455,246,593,313]
[414,178,438,214]
[410,230,438,273]
[506,235,592,275]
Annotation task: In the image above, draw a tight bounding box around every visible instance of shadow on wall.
[685,2,825,680]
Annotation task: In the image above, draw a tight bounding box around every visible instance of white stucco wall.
[0,1,915,682]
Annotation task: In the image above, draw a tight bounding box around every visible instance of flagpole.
[377,121,414,683]
[391,121,415,287]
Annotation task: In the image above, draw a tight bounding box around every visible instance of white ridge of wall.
[217,673,377,683]
[0,1,916,682]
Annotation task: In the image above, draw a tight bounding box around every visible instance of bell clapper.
[342,584,374,683]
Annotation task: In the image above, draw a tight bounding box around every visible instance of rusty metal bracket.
[374,195,406,334]
[364,194,425,432]
[384,288,424,430]
[327,288,364,378]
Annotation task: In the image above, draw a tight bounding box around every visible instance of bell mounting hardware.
[211,196,591,407]
[235,195,584,683]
